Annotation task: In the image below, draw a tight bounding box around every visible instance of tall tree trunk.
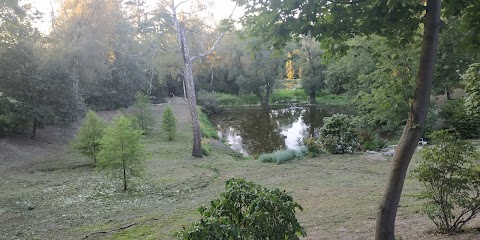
[31,116,37,139]
[171,1,203,158]
[123,159,127,191]
[375,1,441,239]
[309,90,316,104]
[264,82,272,110]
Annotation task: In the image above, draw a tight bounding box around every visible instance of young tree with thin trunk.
[162,107,177,140]
[97,114,144,191]
[132,92,155,133]
[73,110,106,164]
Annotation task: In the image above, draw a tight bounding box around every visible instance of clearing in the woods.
[1,97,479,240]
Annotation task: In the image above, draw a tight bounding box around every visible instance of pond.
[209,106,348,156]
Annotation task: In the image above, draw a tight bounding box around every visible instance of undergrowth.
[259,147,307,164]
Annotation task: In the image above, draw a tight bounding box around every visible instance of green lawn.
[1,97,478,240]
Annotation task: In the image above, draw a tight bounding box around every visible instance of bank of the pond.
[209,105,350,156]
[2,97,478,240]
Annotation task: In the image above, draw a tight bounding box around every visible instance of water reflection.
[210,106,344,156]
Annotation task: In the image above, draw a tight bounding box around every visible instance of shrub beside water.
[259,148,306,164]
[197,90,221,116]
[319,114,358,154]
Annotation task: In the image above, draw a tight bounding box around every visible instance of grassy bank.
[198,89,349,109]
[1,97,479,239]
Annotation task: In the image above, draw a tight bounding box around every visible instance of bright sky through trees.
[26,0,241,33]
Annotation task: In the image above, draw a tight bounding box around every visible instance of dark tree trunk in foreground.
[375,0,441,239]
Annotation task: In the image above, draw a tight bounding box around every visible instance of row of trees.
[73,97,176,190]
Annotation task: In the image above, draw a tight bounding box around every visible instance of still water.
[209,106,346,156]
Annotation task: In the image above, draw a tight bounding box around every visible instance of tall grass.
[198,110,218,139]
[315,93,349,105]
[258,147,307,164]
[270,89,307,103]
[214,93,259,106]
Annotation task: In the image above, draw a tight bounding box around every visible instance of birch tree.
[161,0,234,157]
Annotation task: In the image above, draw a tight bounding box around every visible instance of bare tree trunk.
[309,90,316,104]
[168,0,232,157]
[123,159,127,191]
[31,116,37,139]
[375,1,441,239]
[171,1,203,157]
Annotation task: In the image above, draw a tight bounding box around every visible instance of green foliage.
[215,93,238,106]
[97,114,144,191]
[197,90,222,116]
[179,178,306,239]
[236,47,284,108]
[294,37,325,103]
[319,114,358,154]
[433,22,473,97]
[258,148,306,164]
[440,99,480,139]
[237,94,259,105]
[462,63,480,118]
[302,136,322,156]
[415,130,480,233]
[161,107,176,141]
[356,130,385,151]
[270,89,307,103]
[73,110,106,164]
[201,139,212,156]
[198,110,218,139]
[132,92,155,133]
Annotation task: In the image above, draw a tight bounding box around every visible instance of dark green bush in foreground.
[179,178,306,239]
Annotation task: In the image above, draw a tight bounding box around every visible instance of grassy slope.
[0,97,479,240]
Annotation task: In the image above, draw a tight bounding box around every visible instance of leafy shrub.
[179,178,306,239]
[356,129,385,151]
[0,94,30,136]
[132,92,155,133]
[73,110,106,164]
[259,148,306,164]
[440,99,480,139]
[197,90,221,116]
[462,63,480,118]
[319,114,358,154]
[162,107,176,140]
[415,130,480,233]
[303,136,322,156]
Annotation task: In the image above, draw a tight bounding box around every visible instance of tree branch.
[189,4,237,62]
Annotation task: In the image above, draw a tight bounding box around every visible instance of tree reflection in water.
[210,106,344,156]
